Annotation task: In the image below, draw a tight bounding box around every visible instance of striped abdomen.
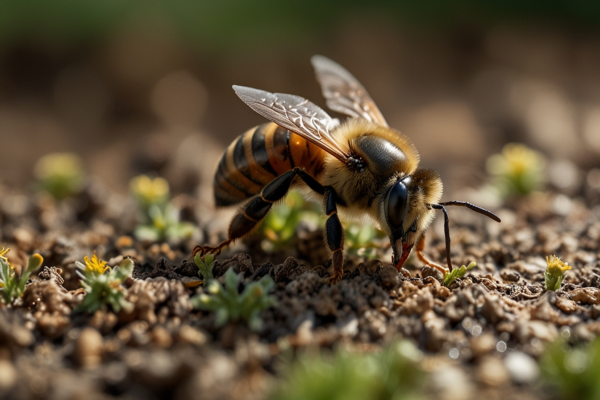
[214,122,325,206]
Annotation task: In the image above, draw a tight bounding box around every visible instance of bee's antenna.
[439,201,501,222]
[430,201,501,272]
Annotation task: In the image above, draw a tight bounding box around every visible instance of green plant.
[344,223,384,260]
[269,341,427,400]
[486,143,546,198]
[443,262,476,287]
[261,190,321,252]
[130,175,195,242]
[34,152,86,199]
[75,255,133,313]
[545,255,571,291]
[0,247,44,305]
[194,253,214,285]
[191,268,276,330]
[541,338,600,399]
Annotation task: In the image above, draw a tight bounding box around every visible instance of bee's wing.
[311,55,388,127]
[233,85,349,161]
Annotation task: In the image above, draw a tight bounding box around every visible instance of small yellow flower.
[0,247,10,262]
[130,175,170,206]
[546,255,572,273]
[545,255,572,291]
[84,254,110,274]
[487,143,545,177]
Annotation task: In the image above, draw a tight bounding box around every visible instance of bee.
[194,55,500,283]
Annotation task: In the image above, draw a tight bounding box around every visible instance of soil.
[1,180,600,400]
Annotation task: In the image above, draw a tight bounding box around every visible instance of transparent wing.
[233,85,349,161]
[311,55,388,127]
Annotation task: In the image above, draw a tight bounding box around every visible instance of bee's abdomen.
[214,122,318,206]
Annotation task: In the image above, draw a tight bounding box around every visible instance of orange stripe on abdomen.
[265,125,294,175]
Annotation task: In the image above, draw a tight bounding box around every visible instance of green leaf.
[443,262,476,287]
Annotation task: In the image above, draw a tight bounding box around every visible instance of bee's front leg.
[415,235,447,274]
[323,189,344,284]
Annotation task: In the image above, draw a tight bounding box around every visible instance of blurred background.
[1,0,600,200]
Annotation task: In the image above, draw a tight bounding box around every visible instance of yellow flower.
[0,247,10,262]
[545,255,572,291]
[487,143,545,177]
[130,175,170,205]
[84,254,110,274]
[546,255,572,273]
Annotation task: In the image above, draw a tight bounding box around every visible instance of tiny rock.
[471,333,497,357]
[0,360,16,391]
[379,265,400,290]
[177,326,207,346]
[500,269,520,282]
[571,288,600,305]
[504,351,540,384]
[74,328,104,368]
[555,297,578,313]
[477,356,509,387]
[421,266,443,282]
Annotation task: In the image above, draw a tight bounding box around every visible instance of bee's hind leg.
[191,167,326,263]
[415,235,447,275]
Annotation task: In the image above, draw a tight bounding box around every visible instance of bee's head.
[381,169,443,270]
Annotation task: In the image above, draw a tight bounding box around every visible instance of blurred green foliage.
[191,268,276,331]
[0,248,44,305]
[130,175,195,243]
[486,143,546,198]
[541,338,600,400]
[344,223,384,261]
[33,153,86,200]
[261,190,321,253]
[269,340,427,400]
[2,1,600,52]
[194,252,214,286]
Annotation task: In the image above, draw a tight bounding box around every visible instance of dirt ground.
[0,172,599,400]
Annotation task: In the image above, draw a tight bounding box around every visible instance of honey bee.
[195,55,500,283]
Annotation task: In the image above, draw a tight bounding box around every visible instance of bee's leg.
[323,189,344,284]
[193,167,325,258]
[415,235,447,274]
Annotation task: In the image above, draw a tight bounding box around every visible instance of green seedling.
[545,255,571,291]
[541,338,600,399]
[130,175,194,243]
[486,143,545,198]
[0,247,44,305]
[344,223,384,260]
[194,253,214,285]
[443,262,477,287]
[133,203,195,242]
[75,255,133,313]
[191,268,276,331]
[261,190,321,252]
[34,152,86,199]
[269,341,427,400]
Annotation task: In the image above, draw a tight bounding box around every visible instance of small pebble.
[74,328,103,368]
[477,356,509,387]
[500,269,520,282]
[0,360,16,390]
[504,351,540,384]
[177,326,207,346]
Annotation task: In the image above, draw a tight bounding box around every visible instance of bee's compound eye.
[385,179,408,230]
